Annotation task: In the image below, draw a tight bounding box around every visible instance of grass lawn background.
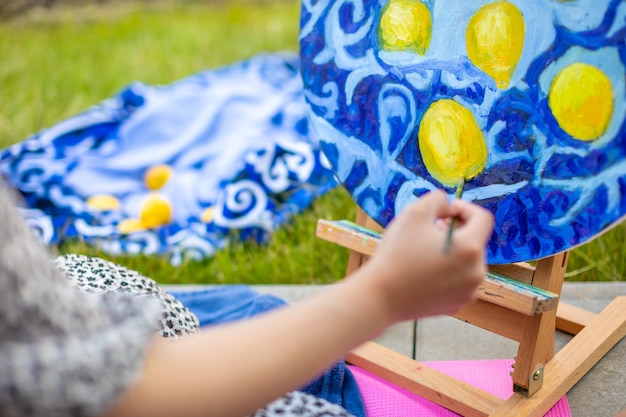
[1,1,624,284]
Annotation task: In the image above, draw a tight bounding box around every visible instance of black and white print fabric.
[253,392,355,417]
[54,254,199,339]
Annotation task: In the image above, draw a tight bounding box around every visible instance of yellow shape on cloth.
[117,218,145,234]
[144,164,173,190]
[201,207,215,223]
[140,194,173,229]
[86,194,121,211]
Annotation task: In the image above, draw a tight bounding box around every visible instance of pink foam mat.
[349,359,571,417]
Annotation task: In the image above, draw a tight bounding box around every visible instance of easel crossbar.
[347,341,503,417]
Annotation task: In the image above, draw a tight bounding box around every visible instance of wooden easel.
[316,207,626,417]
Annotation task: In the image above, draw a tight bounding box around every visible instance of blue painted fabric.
[169,286,366,417]
[0,52,336,265]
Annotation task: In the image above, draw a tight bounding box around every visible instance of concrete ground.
[170,282,626,417]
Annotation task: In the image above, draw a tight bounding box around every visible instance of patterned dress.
[0,183,353,417]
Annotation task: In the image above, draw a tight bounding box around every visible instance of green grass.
[565,224,626,282]
[1,1,624,284]
[0,1,303,143]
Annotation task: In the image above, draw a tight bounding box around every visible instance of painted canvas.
[299,0,626,264]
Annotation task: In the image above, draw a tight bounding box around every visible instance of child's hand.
[361,191,494,324]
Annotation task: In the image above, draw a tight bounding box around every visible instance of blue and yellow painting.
[300,0,626,264]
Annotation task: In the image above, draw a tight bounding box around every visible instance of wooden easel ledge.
[316,219,559,316]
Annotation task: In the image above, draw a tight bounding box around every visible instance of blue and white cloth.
[1,52,336,265]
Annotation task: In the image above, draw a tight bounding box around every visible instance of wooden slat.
[489,263,535,284]
[317,219,380,257]
[483,272,559,315]
[347,341,504,417]
[491,296,626,417]
[556,302,597,335]
[317,219,559,316]
[451,299,526,341]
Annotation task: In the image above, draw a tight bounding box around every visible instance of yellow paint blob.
[418,99,488,187]
[379,0,432,55]
[144,164,172,190]
[86,194,121,211]
[548,63,613,141]
[201,207,215,223]
[140,194,172,229]
[466,1,525,89]
[117,218,145,234]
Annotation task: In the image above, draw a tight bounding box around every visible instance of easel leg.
[512,252,569,395]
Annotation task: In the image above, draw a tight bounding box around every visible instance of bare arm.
[103,191,494,417]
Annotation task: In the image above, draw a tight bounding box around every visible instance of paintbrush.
[443,178,466,254]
